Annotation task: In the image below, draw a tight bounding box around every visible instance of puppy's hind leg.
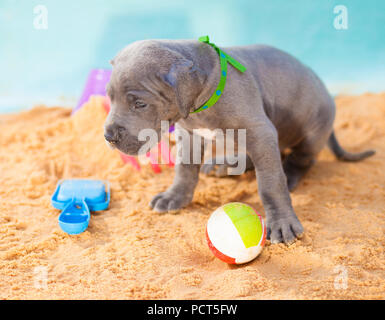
[283,128,331,191]
[200,154,254,177]
[283,147,316,192]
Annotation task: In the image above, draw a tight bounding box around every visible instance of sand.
[0,93,384,300]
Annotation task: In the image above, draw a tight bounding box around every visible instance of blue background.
[0,0,384,112]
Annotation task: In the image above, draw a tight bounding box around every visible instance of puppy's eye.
[134,101,147,109]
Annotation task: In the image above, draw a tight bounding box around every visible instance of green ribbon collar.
[191,35,247,114]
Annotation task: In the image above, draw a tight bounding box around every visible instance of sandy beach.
[0,93,384,299]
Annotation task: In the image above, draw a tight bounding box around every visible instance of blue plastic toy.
[51,179,110,234]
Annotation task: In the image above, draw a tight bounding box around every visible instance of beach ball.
[206,202,266,264]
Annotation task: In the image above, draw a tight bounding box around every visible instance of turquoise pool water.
[0,0,384,112]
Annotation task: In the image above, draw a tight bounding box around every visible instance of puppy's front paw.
[267,214,304,244]
[149,191,191,213]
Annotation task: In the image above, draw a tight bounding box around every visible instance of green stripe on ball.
[222,203,263,248]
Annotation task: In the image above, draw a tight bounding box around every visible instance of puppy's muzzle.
[104,123,125,144]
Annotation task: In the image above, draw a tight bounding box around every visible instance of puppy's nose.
[104,131,117,143]
[104,124,123,143]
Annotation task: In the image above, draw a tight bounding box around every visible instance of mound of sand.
[0,94,384,299]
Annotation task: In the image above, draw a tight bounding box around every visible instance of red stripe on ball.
[206,227,236,264]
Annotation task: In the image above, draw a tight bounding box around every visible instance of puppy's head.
[104,40,205,155]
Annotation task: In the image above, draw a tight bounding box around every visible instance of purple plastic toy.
[71,69,112,115]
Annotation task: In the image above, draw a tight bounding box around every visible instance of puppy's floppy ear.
[162,57,204,118]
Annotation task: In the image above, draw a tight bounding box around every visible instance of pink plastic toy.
[103,97,174,171]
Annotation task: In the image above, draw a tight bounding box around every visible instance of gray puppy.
[104,39,374,244]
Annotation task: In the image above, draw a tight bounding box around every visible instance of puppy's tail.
[328,131,375,162]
